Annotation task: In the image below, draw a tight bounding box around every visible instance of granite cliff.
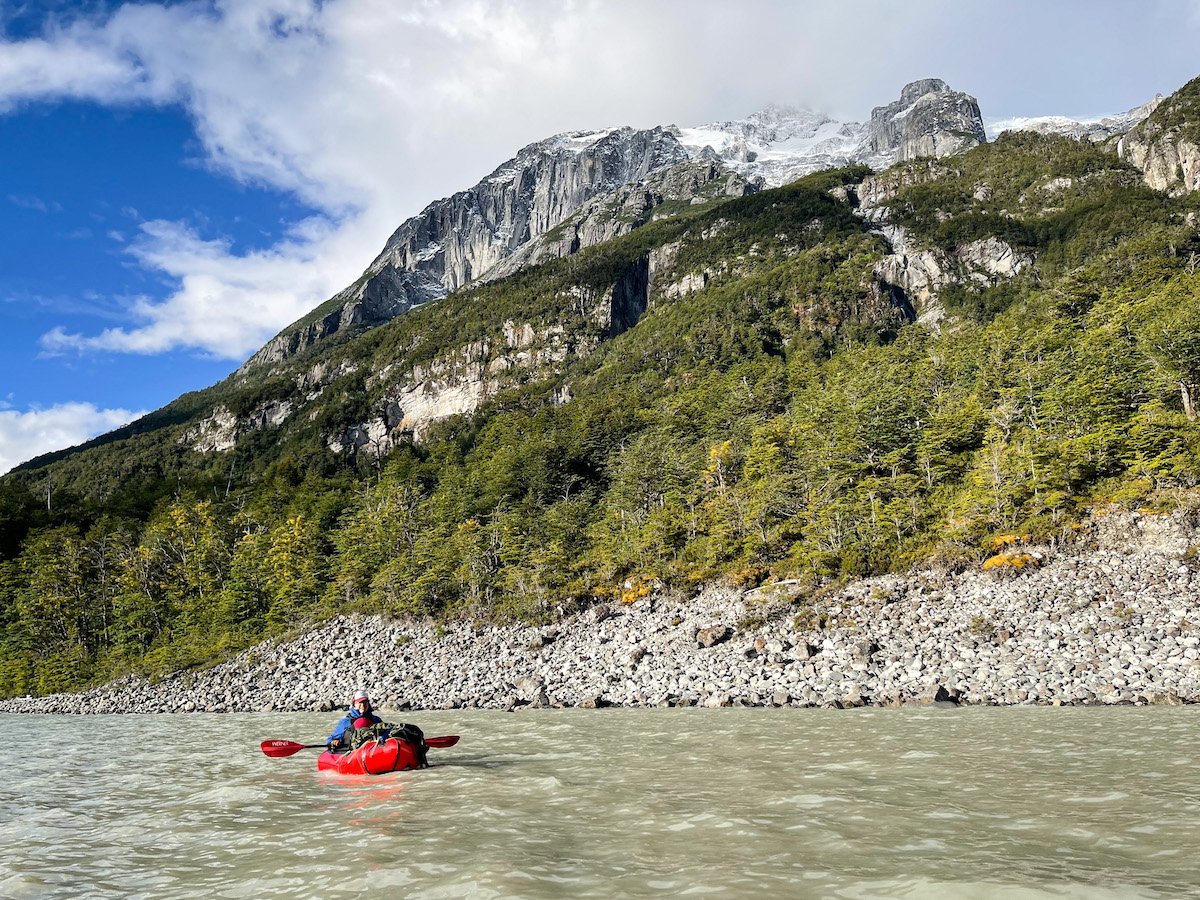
[244,79,993,373]
[1116,76,1200,196]
[861,78,985,166]
[242,126,689,371]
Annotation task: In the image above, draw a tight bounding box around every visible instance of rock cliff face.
[479,159,757,283]
[847,169,1034,326]
[1119,133,1200,195]
[242,79,990,374]
[862,78,986,165]
[370,126,689,292]
[242,267,442,371]
[871,231,1034,327]
[243,126,689,371]
[327,245,685,453]
[1116,79,1200,196]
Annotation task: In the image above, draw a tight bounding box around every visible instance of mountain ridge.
[243,77,1168,378]
[242,78,992,373]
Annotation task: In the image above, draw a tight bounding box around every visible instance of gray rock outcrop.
[479,159,757,283]
[871,232,1034,327]
[1117,104,1200,197]
[863,79,985,166]
[245,268,443,371]
[242,126,690,372]
[327,246,682,453]
[847,169,1035,325]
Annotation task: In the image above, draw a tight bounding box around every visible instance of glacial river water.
[0,708,1197,898]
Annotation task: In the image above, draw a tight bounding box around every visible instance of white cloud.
[0,29,163,112]
[41,214,363,358]
[0,402,147,474]
[2,0,1197,360]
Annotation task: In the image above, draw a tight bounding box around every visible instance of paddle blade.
[261,739,319,758]
[425,735,460,748]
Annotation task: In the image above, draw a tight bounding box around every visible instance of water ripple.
[0,708,1197,897]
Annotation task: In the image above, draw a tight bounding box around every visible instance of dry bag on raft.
[347,722,428,765]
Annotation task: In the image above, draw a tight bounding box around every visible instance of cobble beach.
[4,509,1198,715]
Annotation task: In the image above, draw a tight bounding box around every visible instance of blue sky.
[1,0,1198,473]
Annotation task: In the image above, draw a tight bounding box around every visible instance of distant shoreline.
[3,509,1196,715]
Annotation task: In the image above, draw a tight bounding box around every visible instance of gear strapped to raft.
[346,721,428,766]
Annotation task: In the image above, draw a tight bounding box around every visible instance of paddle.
[261,739,324,757]
[260,735,460,758]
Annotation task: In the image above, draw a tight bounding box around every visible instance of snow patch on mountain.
[551,128,622,152]
[672,81,984,188]
[674,105,865,187]
[988,96,1163,143]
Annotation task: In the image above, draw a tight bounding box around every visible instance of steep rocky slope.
[242,126,690,370]
[1117,75,1200,196]
[860,78,985,165]
[245,79,991,373]
[478,159,757,284]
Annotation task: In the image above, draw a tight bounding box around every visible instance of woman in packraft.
[326,689,382,751]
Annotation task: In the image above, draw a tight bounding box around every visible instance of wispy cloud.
[8,193,60,212]
[8,0,606,358]
[0,401,146,474]
[41,215,358,358]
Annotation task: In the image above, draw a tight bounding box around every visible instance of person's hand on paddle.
[328,738,342,751]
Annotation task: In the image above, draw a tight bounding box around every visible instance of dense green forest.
[2,129,1199,698]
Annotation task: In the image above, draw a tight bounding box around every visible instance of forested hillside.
[2,129,1198,698]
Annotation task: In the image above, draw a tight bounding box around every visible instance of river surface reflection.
[0,707,1197,898]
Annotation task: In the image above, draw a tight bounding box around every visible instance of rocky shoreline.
[2,509,1198,715]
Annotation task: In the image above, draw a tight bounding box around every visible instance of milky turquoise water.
[0,708,1197,898]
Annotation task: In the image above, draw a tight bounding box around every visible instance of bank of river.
[1,509,1197,715]
[1,708,1198,898]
